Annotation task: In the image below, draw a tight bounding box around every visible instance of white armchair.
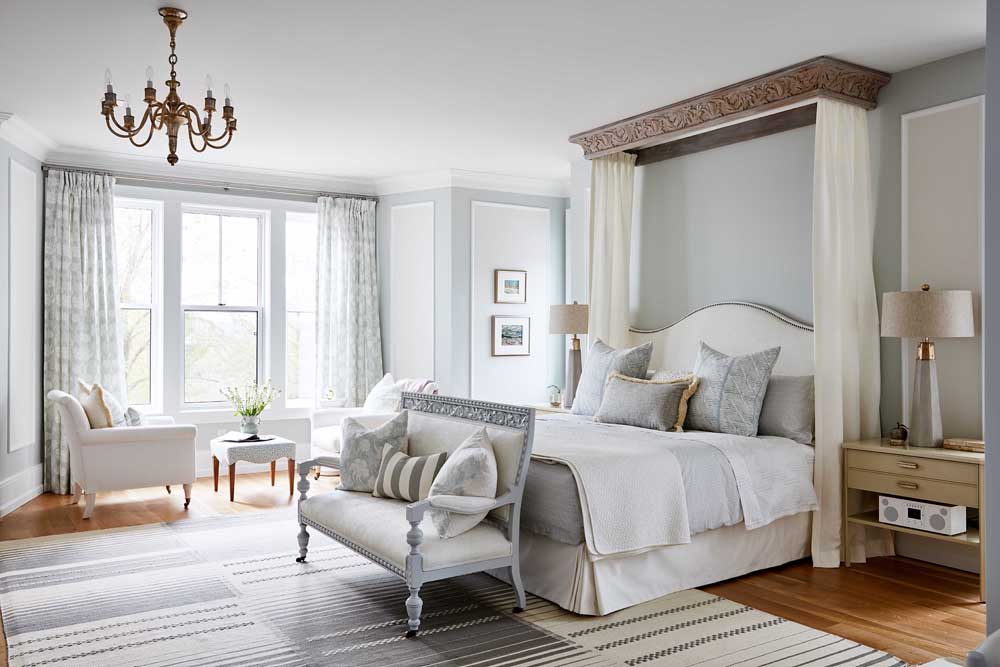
[47,390,197,518]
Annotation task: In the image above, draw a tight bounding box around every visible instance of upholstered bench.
[295,392,535,637]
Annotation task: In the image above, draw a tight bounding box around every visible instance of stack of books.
[942,438,985,453]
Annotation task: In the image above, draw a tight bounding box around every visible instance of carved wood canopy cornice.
[569,56,890,159]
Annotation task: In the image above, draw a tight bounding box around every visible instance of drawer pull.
[896,461,918,469]
[897,481,919,490]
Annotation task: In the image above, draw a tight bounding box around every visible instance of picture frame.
[492,316,530,356]
[494,269,527,304]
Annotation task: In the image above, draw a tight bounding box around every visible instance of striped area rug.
[0,509,904,667]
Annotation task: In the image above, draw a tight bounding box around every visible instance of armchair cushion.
[299,490,510,571]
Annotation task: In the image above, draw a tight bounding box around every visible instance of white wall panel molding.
[388,202,435,380]
[0,463,42,517]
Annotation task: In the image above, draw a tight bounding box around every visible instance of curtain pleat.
[811,99,892,566]
[42,170,125,494]
[315,196,383,407]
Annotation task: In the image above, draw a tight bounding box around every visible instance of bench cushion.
[299,490,511,572]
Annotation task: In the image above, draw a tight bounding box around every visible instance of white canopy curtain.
[588,151,637,350]
[811,98,892,567]
[42,169,126,494]
[315,196,384,407]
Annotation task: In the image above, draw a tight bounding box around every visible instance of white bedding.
[531,414,817,557]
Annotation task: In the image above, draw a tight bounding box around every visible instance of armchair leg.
[82,493,96,519]
[296,523,309,562]
[71,482,82,505]
[165,485,171,494]
[405,585,423,637]
[183,483,192,509]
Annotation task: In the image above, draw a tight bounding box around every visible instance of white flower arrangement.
[221,380,280,417]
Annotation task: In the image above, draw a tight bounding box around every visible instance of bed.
[494,301,817,615]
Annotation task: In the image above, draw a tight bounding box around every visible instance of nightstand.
[523,403,570,415]
[842,438,985,601]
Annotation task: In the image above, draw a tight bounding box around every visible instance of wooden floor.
[0,472,986,666]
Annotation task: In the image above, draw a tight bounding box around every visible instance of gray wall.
[631,125,815,330]
[984,2,1000,633]
[377,187,567,398]
[0,138,44,501]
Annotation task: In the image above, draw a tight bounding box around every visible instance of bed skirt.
[493,512,812,615]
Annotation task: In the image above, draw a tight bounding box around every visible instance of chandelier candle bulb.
[104,68,113,91]
[145,66,154,88]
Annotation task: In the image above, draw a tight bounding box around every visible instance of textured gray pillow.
[339,411,408,492]
[594,373,689,431]
[685,342,781,436]
[758,375,814,445]
[571,339,653,416]
[428,428,498,538]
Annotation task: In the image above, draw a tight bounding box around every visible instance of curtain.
[42,169,125,494]
[316,196,383,407]
[588,152,637,350]
[811,99,892,566]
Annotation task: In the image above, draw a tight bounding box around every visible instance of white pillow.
[363,373,405,412]
[428,428,498,538]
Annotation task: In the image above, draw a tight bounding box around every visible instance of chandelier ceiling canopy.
[101,7,237,166]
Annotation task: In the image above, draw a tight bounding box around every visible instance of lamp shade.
[550,303,589,335]
[881,287,975,339]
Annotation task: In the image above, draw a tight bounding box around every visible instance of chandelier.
[101,7,237,166]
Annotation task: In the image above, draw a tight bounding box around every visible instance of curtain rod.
[41,164,378,201]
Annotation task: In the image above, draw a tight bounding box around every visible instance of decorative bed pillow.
[363,373,406,413]
[685,342,781,437]
[428,428,498,538]
[594,372,696,432]
[339,411,408,492]
[372,446,447,502]
[758,375,815,445]
[571,339,653,416]
[76,380,126,428]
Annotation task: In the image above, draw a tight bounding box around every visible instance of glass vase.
[240,415,261,435]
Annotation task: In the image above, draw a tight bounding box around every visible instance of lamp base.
[563,346,582,410]
[909,357,942,447]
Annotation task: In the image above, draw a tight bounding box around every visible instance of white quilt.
[531,415,817,556]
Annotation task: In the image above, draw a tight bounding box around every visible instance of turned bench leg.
[296,523,309,562]
[405,585,423,637]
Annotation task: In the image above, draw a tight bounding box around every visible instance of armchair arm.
[310,407,366,429]
[77,424,197,445]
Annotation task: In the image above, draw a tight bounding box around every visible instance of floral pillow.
[427,428,498,538]
[339,411,408,492]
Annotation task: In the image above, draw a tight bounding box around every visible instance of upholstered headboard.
[628,302,814,375]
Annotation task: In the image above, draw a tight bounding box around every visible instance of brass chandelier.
[101,7,237,165]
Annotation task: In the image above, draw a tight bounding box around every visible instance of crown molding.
[0,113,57,162]
[375,168,568,198]
[569,55,891,159]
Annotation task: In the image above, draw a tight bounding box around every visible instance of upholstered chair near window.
[46,390,197,518]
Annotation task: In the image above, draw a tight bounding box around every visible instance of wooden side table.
[210,433,297,501]
[842,438,985,601]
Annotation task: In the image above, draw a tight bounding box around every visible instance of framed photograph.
[494,269,527,304]
[492,316,530,356]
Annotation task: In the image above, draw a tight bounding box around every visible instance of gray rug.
[0,509,904,667]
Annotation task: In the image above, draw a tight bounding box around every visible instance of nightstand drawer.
[847,450,979,485]
[846,469,979,508]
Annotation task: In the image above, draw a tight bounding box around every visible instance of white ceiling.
[0,0,986,188]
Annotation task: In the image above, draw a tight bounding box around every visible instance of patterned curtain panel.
[42,170,126,494]
[315,196,384,407]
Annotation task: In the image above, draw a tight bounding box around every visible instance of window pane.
[121,308,151,405]
[114,207,153,304]
[182,213,221,305]
[286,214,317,312]
[184,310,258,403]
[286,311,315,400]
[220,215,259,306]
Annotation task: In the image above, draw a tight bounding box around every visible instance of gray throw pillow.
[428,428,498,538]
[594,373,689,432]
[758,375,814,445]
[571,339,653,416]
[685,342,781,436]
[339,411,408,492]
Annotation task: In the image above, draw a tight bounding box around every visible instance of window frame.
[179,204,266,408]
[113,197,164,413]
[284,211,318,407]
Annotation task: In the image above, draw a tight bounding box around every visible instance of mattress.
[520,428,744,546]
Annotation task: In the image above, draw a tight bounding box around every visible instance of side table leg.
[213,456,220,492]
[229,463,236,502]
[288,458,296,496]
[270,460,276,486]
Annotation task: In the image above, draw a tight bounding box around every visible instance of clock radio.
[878,496,966,535]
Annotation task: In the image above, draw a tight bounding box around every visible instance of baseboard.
[0,463,44,517]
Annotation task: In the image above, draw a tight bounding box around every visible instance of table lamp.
[550,302,589,409]
[880,284,975,447]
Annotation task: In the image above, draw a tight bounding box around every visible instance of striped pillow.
[372,445,447,502]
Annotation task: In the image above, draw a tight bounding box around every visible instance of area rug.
[0,509,905,666]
